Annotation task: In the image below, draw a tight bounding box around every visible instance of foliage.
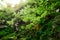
[0,0,60,40]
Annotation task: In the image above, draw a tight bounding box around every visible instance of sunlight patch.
[4,0,20,7]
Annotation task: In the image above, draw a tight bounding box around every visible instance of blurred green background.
[0,0,60,40]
